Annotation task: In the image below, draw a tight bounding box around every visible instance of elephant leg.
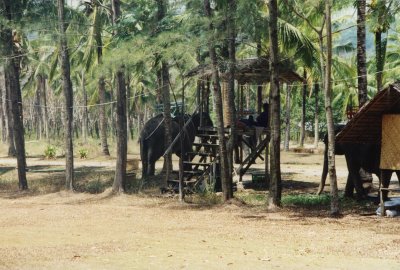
[344,173,355,198]
[142,160,148,179]
[353,173,367,199]
[347,159,367,199]
[148,162,156,176]
[380,170,393,201]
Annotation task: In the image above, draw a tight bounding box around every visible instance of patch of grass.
[282,194,331,207]
[235,192,266,206]
[186,192,222,205]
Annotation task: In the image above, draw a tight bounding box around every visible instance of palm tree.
[267,0,282,208]
[111,0,127,193]
[0,0,28,190]
[324,0,339,215]
[204,0,231,201]
[357,0,368,106]
[57,0,74,190]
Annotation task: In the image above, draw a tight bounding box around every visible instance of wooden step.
[183,161,211,166]
[196,134,222,138]
[193,142,219,148]
[186,151,215,157]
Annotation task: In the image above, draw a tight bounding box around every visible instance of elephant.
[139,112,213,178]
[318,125,400,200]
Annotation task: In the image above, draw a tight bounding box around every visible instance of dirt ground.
[0,146,399,269]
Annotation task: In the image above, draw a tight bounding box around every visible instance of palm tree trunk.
[204,0,231,201]
[284,84,291,151]
[375,31,385,92]
[225,0,236,198]
[113,69,127,192]
[4,71,16,156]
[300,70,306,147]
[268,0,282,208]
[82,70,88,144]
[126,75,132,140]
[0,72,7,143]
[324,1,339,215]
[42,77,49,142]
[99,77,110,155]
[313,82,319,148]
[35,75,43,140]
[161,62,173,187]
[1,11,28,189]
[357,0,368,106]
[58,0,74,190]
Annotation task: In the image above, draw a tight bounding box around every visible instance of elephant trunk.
[317,141,329,195]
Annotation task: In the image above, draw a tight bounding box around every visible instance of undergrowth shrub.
[44,145,57,159]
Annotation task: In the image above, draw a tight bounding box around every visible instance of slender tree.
[268,0,282,208]
[225,0,236,199]
[57,0,74,190]
[204,0,231,201]
[0,0,28,190]
[300,69,307,147]
[112,0,127,193]
[284,84,291,151]
[357,0,368,106]
[324,0,339,215]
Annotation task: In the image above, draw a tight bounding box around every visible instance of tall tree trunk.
[111,0,127,193]
[204,0,230,201]
[375,31,386,92]
[1,11,28,189]
[99,77,110,155]
[82,70,88,144]
[35,75,43,140]
[161,62,172,187]
[313,82,319,148]
[268,0,282,209]
[42,77,49,142]
[58,0,74,190]
[257,41,263,115]
[300,69,306,147]
[126,75,132,140]
[0,71,7,143]
[113,69,127,192]
[156,0,173,187]
[225,0,236,199]
[357,0,368,106]
[4,71,16,156]
[324,1,339,215]
[284,84,291,151]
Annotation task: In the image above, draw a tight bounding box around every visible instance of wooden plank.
[380,114,400,170]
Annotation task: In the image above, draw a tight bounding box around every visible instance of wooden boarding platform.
[167,126,270,194]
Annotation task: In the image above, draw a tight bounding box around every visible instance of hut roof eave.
[336,82,400,144]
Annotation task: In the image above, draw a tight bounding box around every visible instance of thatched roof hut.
[336,82,400,144]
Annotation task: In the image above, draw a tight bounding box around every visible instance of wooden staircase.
[167,127,220,193]
[167,127,270,193]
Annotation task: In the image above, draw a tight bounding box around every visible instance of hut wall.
[380,114,400,170]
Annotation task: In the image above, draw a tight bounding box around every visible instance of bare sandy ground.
[0,150,399,269]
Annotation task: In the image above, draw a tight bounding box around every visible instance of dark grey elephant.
[139,112,213,178]
[318,125,400,200]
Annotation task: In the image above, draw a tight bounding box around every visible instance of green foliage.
[85,178,106,194]
[281,194,331,207]
[44,145,57,159]
[78,149,88,159]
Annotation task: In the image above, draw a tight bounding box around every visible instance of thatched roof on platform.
[336,82,400,144]
[186,57,304,84]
